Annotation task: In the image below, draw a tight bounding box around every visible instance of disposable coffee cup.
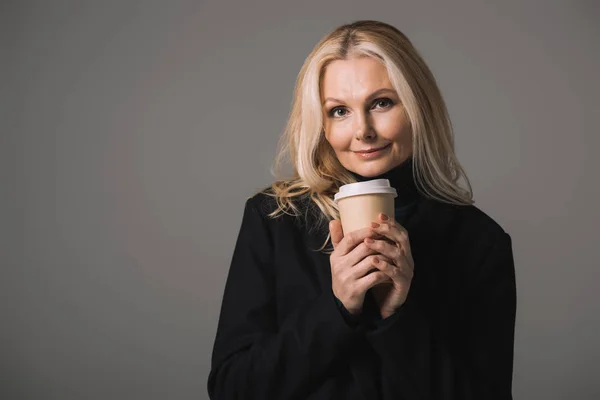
[333,179,397,235]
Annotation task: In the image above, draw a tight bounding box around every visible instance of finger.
[357,270,392,292]
[336,226,378,257]
[397,230,412,261]
[371,220,412,260]
[363,238,402,265]
[399,246,415,272]
[344,242,378,269]
[351,254,394,281]
[373,254,414,282]
[329,220,344,249]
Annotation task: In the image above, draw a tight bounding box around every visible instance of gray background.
[2,0,599,399]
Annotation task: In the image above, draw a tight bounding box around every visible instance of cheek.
[375,111,411,142]
[324,123,353,151]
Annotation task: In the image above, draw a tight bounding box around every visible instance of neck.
[347,158,419,207]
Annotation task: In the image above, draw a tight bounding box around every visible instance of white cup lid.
[334,179,398,202]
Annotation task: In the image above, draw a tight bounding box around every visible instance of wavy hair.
[256,20,473,253]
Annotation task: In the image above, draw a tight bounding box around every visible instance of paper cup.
[334,179,397,234]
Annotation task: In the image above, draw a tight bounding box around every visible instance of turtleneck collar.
[347,157,420,208]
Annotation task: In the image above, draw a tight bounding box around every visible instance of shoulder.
[424,197,509,246]
[244,187,277,217]
[243,186,330,241]
[418,199,514,276]
[243,186,312,225]
[457,203,507,236]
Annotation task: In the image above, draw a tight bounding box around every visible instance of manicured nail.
[380,213,389,220]
[371,222,380,228]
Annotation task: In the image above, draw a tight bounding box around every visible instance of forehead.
[321,57,391,95]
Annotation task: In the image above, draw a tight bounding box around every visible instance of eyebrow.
[322,88,397,105]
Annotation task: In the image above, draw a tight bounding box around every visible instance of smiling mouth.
[354,143,391,154]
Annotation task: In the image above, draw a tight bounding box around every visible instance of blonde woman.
[208,20,516,400]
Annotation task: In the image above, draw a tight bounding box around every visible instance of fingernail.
[365,238,374,244]
[373,256,379,264]
[380,213,389,220]
[371,222,380,228]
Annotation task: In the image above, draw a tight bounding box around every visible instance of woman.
[208,20,516,400]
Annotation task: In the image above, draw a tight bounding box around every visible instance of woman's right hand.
[329,220,392,316]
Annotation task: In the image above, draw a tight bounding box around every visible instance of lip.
[354,143,391,154]
[353,143,391,160]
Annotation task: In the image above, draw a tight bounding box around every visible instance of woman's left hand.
[363,213,415,319]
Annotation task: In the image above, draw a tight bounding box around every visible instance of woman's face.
[321,56,412,177]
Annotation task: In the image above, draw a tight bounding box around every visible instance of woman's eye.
[374,98,394,109]
[329,107,347,118]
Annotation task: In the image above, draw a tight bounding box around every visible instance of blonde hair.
[257,20,473,253]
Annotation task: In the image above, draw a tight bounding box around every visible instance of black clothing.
[208,168,517,399]
[347,157,420,213]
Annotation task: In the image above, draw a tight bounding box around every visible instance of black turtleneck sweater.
[347,156,420,226]
[208,161,517,400]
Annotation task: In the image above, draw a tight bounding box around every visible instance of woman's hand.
[329,220,393,316]
[364,213,415,319]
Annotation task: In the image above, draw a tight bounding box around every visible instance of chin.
[353,161,395,177]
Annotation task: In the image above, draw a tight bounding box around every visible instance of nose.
[353,110,376,141]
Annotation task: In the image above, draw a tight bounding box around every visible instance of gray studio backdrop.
[3,0,599,399]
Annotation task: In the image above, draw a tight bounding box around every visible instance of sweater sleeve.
[208,197,363,400]
[364,231,517,399]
